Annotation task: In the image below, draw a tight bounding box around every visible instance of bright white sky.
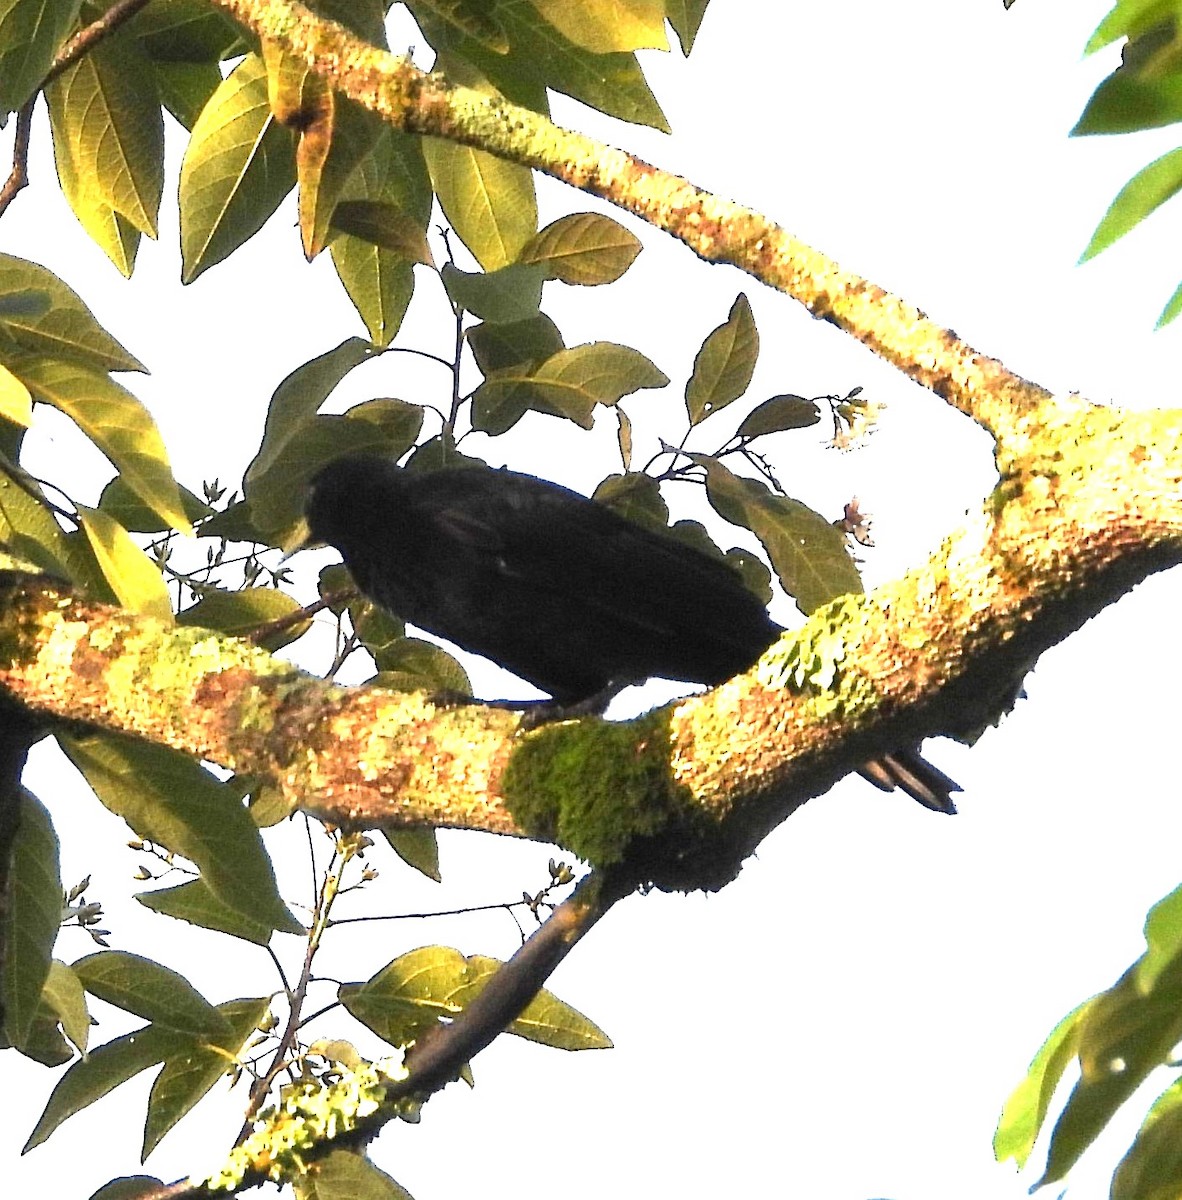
[6,2,1182,1198]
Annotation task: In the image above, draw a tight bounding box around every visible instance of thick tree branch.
[1,396,1178,889]
[208,0,1048,436]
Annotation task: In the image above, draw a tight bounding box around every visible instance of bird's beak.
[278,516,316,562]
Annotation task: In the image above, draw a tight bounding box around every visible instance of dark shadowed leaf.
[441,263,545,324]
[737,394,821,438]
[370,639,472,695]
[89,1176,166,1200]
[73,951,230,1037]
[0,0,83,114]
[142,997,270,1157]
[178,586,310,651]
[331,200,434,265]
[297,1149,415,1200]
[382,827,441,883]
[592,472,669,531]
[468,313,564,374]
[98,475,213,534]
[136,879,278,946]
[1,790,59,1046]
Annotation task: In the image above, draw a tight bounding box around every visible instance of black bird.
[304,454,959,813]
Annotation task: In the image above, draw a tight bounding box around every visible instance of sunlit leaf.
[12,356,191,534]
[0,790,59,1046]
[0,360,32,426]
[45,29,165,245]
[528,0,666,53]
[423,136,537,269]
[77,506,172,621]
[1080,148,1182,262]
[179,52,296,282]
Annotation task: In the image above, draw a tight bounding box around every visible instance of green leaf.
[700,456,861,614]
[1139,880,1182,990]
[330,200,434,265]
[1038,962,1182,1186]
[1080,148,1182,262]
[1158,277,1182,328]
[737,394,821,438]
[414,0,507,52]
[519,212,642,284]
[90,1176,166,1200]
[0,471,77,579]
[3,997,72,1065]
[128,0,243,61]
[142,997,270,1158]
[0,254,143,372]
[23,998,261,1151]
[381,827,441,883]
[296,1149,415,1200]
[527,340,669,424]
[45,30,165,243]
[1111,1077,1182,1200]
[24,1019,191,1150]
[994,1000,1091,1168]
[331,128,430,346]
[423,135,537,270]
[12,356,192,534]
[41,960,90,1054]
[667,0,710,54]
[592,472,669,531]
[495,2,669,130]
[725,546,774,606]
[60,732,302,936]
[154,59,224,131]
[339,945,610,1051]
[98,475,213,534]
[345,398,425,459]
[179,52,296,282]
[528,0,666,53]
[686,294,759,425]
[73,951,230,1038]
[178,586,311,651]
[370,639,472,695]
[245,337,382,489]
[1,790,60,1046]
[1084,0,1176,55]
[468,313,564,374]
[0,0,83,115]
[1073,68,1182,136]
[77,506,172,621]
[244,412,405,541]
[136,871,284,946]
[441,262,545,324]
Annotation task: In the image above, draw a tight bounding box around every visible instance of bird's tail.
[858,747,961,814]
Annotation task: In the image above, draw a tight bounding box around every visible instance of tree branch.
[208,0,1048,436]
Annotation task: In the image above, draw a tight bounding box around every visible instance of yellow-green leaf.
[528,0,667,53]
[297,1150,414,1200]
[0,360,32,425]
[78,506,172,621]
[179,52,296,282]
[381,827,441,883]
[12,356,191,535]
[45,30,164,243]
[416,0,508,52]
[519,212,641,284]
[178,586,310,651]
[423,135,537,270]
[41,961,90,1055]
[331,200,434,265]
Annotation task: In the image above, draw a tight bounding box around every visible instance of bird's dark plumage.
[305,454,959,813]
